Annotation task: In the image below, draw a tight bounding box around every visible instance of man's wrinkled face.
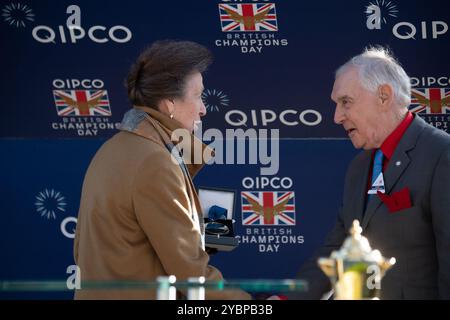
[173,72,206,132]
[331,68,383,150]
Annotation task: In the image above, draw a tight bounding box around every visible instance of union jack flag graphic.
[410,88,450,114]
[241,191,295,226]
[218,3,278,32]
[53,90,112,116]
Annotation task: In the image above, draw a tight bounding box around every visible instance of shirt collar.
[380,111,414,160]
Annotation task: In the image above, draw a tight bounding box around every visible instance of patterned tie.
[366,149,384,206]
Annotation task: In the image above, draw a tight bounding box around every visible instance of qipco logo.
[32,5,132,44]
[61,216,77,239]
[225,109,322,127]
[392,21,448,40]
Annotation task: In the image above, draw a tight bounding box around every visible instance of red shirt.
[379,111,414,170]
[366,112,414,193]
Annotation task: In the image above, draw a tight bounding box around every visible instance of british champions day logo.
[241,191,295,226]
[409,76,450,133]
[51,79,121,136]
[237,177,304,253]
[219,2,278,32]
[53,89,111,117]
[215,1,288,53]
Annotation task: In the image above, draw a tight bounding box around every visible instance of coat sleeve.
[132,146,250,299]
[287,154,363,300]
[430,145,450,299]
[286,208,346,299]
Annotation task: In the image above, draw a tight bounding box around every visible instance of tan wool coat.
[74,106,250,300]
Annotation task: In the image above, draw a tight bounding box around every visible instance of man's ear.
[378,84,394,110]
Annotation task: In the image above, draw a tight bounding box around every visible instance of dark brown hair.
[126,40,213,108]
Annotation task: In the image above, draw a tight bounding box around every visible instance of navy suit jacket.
[293,115,450,299]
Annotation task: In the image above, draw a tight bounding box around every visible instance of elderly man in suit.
[293,47,450,299]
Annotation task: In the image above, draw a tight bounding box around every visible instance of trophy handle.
[318,258,336,278]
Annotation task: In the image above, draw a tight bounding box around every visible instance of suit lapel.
[361,192,383,229]
[383,152,410,194]
[361,115,426,229]
[351,152,371,224]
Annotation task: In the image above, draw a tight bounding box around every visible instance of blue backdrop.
[1,0,449,298]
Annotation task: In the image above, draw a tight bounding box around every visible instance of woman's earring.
[170,114,174,119]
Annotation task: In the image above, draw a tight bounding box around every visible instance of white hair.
[336,46,411,107]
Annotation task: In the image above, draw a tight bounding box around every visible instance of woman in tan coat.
[74,40,249,300]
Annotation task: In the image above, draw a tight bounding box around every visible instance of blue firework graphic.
[35,189,67,219]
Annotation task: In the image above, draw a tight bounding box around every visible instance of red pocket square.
[377,187,412,213]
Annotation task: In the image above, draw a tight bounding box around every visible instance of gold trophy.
[318,220,396,300]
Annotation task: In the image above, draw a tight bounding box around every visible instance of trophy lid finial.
[350,220,363,239]
[333,219,371,261]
